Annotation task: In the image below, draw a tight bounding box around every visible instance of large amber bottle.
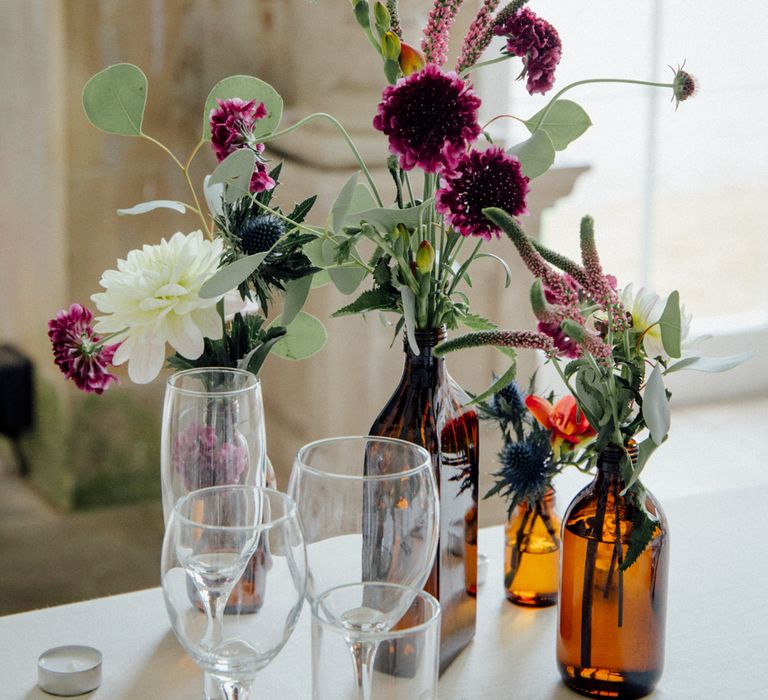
[557,444,669,698]
[505,488,560,607]
[369,327,478,673]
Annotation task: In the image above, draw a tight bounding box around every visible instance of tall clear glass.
[161,485,306,700]
[161,367,266,521]
[288,436,439,700]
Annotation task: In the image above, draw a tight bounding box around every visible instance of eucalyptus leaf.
[331,172,360,233]
[665,351,754,374]
[658,291,682,358]
[524,100,592,151]
[203,175,224,217]
[310,270,332,288]
[346,199,433,232]
[116,200,187,216]
[282,275,313,326]
[203,76,283,140]
[642,364,670,445]
[209,149,256,203]
[349,183,378,216]
[329,264,367,295]
[199,252,269,299]
[82,63,147,136]
[269,311,328,360]
[303,238,328,268]
[507,130,556,179]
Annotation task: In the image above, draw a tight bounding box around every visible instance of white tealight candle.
[37,645,102,696]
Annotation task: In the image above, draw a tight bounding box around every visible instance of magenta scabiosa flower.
[436,146,529,239]
[494,7,562,95]
[209,98,275,194]
[48,304,119,394]
[536,320,581,358]
[173,423,248,490]
[373,63,482,173]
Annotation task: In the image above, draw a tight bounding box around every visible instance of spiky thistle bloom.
[48,304,120,394]
[672,65,697,108]
[421,0,465,66]
[495,430,554,508]
[209,98,275,194]
[237,214,285,255]
[373,63,481,173]
[456,0,501,74]
[436,146,529,239]
[494,7,562,95]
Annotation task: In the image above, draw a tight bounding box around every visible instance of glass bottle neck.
[403,327,447,367]
[596,441,638,477]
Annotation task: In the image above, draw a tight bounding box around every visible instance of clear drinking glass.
[312,583,441,700]
[161,367,266,522]
[161,486,306,700]
[288,436,439,700]
[287,436,439,599]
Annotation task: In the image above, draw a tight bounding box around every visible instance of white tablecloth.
[1,487,765,699]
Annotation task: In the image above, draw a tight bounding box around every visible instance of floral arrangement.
[438,210,751,567]
[323,0,697,359]
[48,69,327,393]
[481,379,592,517]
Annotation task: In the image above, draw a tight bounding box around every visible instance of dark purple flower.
[494,8,562,95]
[436,146,529,239]
[48,304,119,394]
[172,423,249,491]
[210,98,268,160]
[672,67,697,107]
[209,98,275,194]
[537,320,581,359]
[373,63,482,173]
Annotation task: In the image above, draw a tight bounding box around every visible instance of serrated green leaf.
[82,63,147,136]
[203,75,283,140]
[665,351,753,374]
[209,149,256,203]
[470,356,518,406]
[269,311,327,360]
[619,505,659,572]
[199,252,269,299]
[507,130,556,179]
[332,289,398,316]
[282,275,313,326]
[658,290,682,358]
[642,364,670,445]
[117,200,186,216]
[524,99,592,151]
[331,172,360,233]
[461,312,496,331]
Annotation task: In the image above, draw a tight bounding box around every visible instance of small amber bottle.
[557,444,669,698]
[504,488,560,606]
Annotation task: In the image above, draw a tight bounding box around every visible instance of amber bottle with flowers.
[438,209,750,697]
[481,381,593,606]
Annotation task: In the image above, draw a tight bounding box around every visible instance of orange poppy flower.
[525,394,596,456]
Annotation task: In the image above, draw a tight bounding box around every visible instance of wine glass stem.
[348,638,379,700]
[200,589,226,650]
[208,673,254,700]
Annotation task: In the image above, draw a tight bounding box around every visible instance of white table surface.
[1,485,765,699]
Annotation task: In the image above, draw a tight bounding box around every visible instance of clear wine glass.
[161,485,306,700]
[161,367,267,522]
[287,436,439,699]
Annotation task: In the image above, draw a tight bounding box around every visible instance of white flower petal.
[165,314,206,359]
[127,338,167,384]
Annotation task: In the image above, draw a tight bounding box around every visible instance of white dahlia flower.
[92,231,225,384]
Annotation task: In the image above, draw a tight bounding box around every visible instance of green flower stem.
[550,356,580,403]
[94,329,127,349]
[459,53,515,79]
[247,195,324,237]
[480,113,527,133]
[140,133,212,237]
[447,239,483,295]
[403,170,416,206]
[260,113,383,207]
[533,78,676,133]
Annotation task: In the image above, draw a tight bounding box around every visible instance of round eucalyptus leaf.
[269,312,327,361]
[82,63,147,136]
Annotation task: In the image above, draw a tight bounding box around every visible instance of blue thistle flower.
[493,430,554,510]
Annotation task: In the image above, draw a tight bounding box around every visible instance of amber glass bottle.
[505,488,560,607]
[368,327,478,673]
[557,444,669,698]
